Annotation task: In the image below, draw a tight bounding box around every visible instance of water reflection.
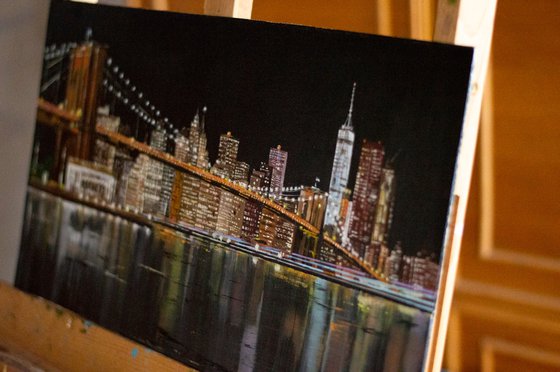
[17,188,430,371]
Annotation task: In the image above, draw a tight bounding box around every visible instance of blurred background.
[54,0,560,370]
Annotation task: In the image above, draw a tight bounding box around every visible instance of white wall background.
[0,1,50,282]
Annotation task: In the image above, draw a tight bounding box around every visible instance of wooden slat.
[409,0,435,40]
[150,0,169,11]
[426,195,459,370]
[204,0,253,19]
[251,0,378,35]
[376,0,393,36]
[0,282,193,371]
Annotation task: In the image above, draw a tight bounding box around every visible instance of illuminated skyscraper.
[339,188,353,245]
[256,208,278,246]
[233,161,250,185]
[366,167,396,267]
[179,174,200,226]
[241,201,261,242]
[142,128,166,215]
[376,244,390,275]
[142,165,163,215]
[268,145,288,196]
[243,166,268,240]
[212,131,239,178]
[274,218,295,252]
[159,164,175,218]
[195,181,220,231]
[174,131,189,162]
[388,243,403,282]
[410,254,426,289]
[249,170,265,188]
[250,163,272,195]
[407,252,438,290]
[401,256,413,284]
[324,83,356,230]
[348,140,384,258]
[146,126,175,217]
[169,132,191,221]
[371,167,396,245]
[186,112,200,164]
[124,154,150,212]
[112,149,134,207]
[216,191,246,237]
[94,111,120,169]
[186,108,210,169]
[149,127,167,152]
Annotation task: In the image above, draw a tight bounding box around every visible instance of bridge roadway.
[37,99,382,280]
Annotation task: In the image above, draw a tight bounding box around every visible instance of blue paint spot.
[131,348,139,358]
[84,320,93,328]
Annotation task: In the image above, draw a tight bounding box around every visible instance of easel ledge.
[0,281,193,371]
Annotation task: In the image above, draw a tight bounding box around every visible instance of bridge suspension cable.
[102,56,178,140]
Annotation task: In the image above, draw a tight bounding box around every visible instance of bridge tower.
[64,32,107,161]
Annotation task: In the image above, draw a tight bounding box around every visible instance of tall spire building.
[187,107,210,169]
[324,83,356,232]
[212,131,239,178]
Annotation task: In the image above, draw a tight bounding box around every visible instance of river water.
[16,188,431,371]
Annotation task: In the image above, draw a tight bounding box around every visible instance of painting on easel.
[16,1,472,370]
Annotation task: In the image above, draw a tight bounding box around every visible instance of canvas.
[15,1,473,371]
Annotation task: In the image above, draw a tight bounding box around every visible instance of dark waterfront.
[17,188,430,371]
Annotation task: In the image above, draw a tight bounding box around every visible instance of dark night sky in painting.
[44,1,472,260]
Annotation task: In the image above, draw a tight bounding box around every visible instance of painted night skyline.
[34,2,473,288]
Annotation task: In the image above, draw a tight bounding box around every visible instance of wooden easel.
[0,0,496,371]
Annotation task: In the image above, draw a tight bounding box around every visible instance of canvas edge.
[426,0,497,371]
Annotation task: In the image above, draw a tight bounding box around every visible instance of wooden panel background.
[446,0,560,371]
[0,282,192,371]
